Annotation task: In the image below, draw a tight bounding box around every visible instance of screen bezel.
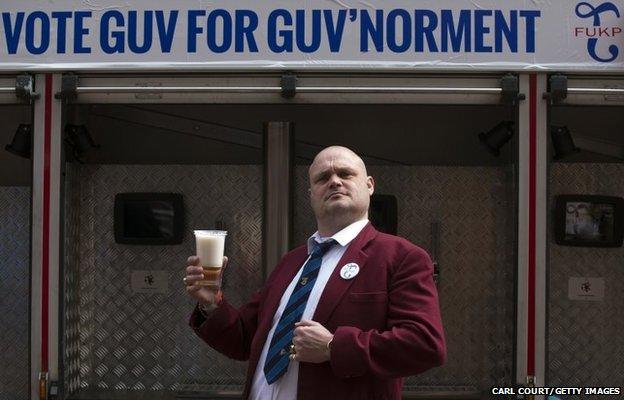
[554,194,624,247]
[114,193,184,245]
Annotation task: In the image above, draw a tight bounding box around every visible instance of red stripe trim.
[41,74,52,372]
[527,74,537,376]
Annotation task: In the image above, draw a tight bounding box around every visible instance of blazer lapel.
[313,223,378,325]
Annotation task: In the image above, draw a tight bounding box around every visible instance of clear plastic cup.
[193,230,227,287]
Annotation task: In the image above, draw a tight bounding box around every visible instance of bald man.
[185,146,446,400]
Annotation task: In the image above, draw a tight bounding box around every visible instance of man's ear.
[367,176,375,195]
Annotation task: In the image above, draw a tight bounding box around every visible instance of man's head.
[308,146,374,236]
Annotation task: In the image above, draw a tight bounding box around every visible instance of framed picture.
[370,194,398,235]
[554,195,624,247]
[114,193,184,245]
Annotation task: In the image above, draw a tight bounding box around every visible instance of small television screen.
[555,195,624,247]
[114,193,184,245]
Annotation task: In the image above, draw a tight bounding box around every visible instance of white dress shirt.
[249,218,369,400]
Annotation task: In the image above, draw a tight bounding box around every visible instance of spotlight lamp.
[478,121,515,157]
[4,124,32,159]
[551,126,580,160]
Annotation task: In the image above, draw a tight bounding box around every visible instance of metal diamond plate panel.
[63,165,262,397]
[294,165,516,393]
[64,166,83,394]
[548,164,624,398]
[0,186,30,400]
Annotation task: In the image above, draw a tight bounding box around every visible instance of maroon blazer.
[190,223,446,400]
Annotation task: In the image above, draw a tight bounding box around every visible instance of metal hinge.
[54,74,79,101]
[501,74,525,105]
[15,75,39,101]
[281,73,297,99]
[543,73,567,104]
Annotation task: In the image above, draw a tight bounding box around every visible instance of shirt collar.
[307,218,369,254]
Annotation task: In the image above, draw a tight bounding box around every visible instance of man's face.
[308,148,374,222]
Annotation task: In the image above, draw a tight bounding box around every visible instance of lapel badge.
[340,263,360,280]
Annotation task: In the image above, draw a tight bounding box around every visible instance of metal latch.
[433,261,440,285]
[510,375,536,400]
[54,74,79,101]
[430,222,440,285]
[38,371,48,400]
[281,73,297,98]
[524,375,536,400]
[48,380,59,399]
[15,75,39,101]
[543,74,567,104]
[501,74,525,105]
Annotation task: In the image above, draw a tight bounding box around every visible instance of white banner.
[0,0,623,71]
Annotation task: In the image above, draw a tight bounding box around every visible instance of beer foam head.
[194,230,228,237]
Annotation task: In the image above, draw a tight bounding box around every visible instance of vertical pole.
[263,122,293,278]
[31,74,62,399]
[533,73,548,393]
[517,73,548,397]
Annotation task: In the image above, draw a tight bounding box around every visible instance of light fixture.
[4,124,32,158]
[478,121,514,157]
[64,124,100,160]
[551,126,580,159]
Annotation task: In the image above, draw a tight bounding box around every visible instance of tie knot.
[311,239,336,258]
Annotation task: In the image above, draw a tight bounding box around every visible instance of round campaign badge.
[340,263,360,280]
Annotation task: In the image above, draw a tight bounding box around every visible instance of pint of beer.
[193,230,227,287]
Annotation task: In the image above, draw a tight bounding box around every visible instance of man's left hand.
[291,320,333,363]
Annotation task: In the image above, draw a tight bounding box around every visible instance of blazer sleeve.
[330,246,446,378]
[189,288,263,361]
[187,250,300,361]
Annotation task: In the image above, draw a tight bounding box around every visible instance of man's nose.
[328,174,342,187]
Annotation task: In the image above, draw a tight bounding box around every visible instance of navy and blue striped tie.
[263,239,336,384]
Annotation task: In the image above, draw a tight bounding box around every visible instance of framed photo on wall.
[554,195,624,247]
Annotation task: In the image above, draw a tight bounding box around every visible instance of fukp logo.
[574,2,622,62]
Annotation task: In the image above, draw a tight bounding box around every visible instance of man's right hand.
[184,255,228,306]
